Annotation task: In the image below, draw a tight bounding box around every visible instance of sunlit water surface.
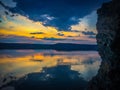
[0,50,101,90]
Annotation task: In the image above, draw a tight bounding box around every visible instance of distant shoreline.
[0,43,98,51]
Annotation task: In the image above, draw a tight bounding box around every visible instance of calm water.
[0,50,101,90]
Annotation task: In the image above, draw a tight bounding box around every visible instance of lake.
[0,50,101,90]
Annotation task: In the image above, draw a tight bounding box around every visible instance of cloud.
[0,3,7,16]
[88,35,96,38]
[0,1,17,18]
[0,35,40,43]
[31,36,35,38]
[67,36,73,37]
[4,11,9,15]
[42,37,65,41]
[71,11,97,32]
[12,0,109,30]
[82,31,96,35]
[0,34,97,44]
[40,14,55,21]
[0,0,16,8]
[57,33,64,36]
[30,32,44,34]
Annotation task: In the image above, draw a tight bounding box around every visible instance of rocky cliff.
[88,0,120,90]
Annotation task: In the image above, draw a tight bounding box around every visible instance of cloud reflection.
[0,50,101,89]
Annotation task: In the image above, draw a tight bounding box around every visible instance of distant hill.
[0,43,98,51]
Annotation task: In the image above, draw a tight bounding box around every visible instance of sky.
[0,0,111,44]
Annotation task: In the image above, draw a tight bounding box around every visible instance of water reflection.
[0,50,101,90]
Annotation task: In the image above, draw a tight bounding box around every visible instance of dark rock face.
[88,0,120,90]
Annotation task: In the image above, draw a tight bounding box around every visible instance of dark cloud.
[67,36,73,37]
[57,33,64,36]
[42,37,65,41]
[10,14,16,17]
[89,35,96,38]
[70,30,81,32]
[4,11,9,15]
[31,36,35,38]
[82,31,96,35]
[30,32,44,34]
[12,0,111,31]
